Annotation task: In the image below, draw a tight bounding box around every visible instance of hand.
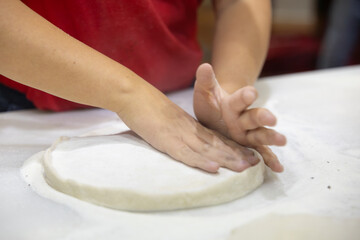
[193,63,286,172]
[117,80,260,173]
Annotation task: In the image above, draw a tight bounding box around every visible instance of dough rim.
[43,136,266,212]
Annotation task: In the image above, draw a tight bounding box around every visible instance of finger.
[196,130,259,172]
[246,127,287,146]
[228,86,258,113]
[207,130,255,156]
[255,145,284,172]
[167,142,220,173]
[199,146,252,172]
[195,63,218,91]
[237,108,277,131]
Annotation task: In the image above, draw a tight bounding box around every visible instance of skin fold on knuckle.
[201,142,212,153]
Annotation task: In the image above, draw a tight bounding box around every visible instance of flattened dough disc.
[43,132,265,211]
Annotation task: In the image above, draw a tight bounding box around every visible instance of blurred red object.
[261,35,321,76]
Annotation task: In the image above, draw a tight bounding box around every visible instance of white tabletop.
[1,66,360,239]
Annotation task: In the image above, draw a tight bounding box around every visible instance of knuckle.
[168,143,190,159]
[201,143,211,152]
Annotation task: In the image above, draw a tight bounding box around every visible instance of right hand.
[116,81,260,173]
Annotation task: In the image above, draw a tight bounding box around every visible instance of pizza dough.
[43,132,265,211]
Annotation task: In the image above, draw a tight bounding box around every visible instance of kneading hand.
[117,80,261,173]
[193,63,286,172]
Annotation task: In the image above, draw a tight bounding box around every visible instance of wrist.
[113,74,168,125]
[212,63,257,93]
[219,81,253,94]
[101,67,147,114]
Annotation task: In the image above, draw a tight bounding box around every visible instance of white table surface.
[1,66,360,240]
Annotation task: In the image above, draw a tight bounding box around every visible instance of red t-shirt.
[0,0,202,111]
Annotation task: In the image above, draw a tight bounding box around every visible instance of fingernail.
[236,160,251,171]
[247,155,260,165]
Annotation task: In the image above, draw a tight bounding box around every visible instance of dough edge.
[43,136,266,212]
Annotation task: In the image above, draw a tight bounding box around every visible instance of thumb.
[195,63,219,90]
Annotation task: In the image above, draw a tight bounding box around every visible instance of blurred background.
[197,0,360,76]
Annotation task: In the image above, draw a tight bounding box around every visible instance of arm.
[212,0,271,92]
[0,0,258,173]
[0,0,138,112]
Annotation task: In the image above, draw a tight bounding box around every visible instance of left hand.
[193,63,286,172]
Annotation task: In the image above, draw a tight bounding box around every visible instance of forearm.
[0,0,150,113]
[211,0,272,93]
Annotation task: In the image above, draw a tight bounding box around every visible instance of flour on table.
[228,214,360,240]
[42,131,265,211]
